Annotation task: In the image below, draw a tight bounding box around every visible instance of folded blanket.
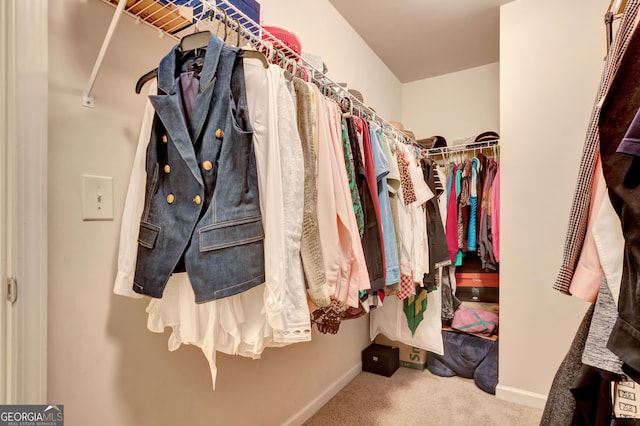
[451,304,498,336]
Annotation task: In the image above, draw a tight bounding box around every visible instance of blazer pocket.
[199,216,263,252]
[138,222,161,249]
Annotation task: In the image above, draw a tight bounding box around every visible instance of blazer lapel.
[152,45,203,186]
[190,35,225,142]
[150,94,203,187]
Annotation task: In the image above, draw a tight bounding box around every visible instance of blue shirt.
[368,122,400,285]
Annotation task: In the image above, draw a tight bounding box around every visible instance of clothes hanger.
[178,4,226,56]
[134,28,208,94]
[297,63,306,80]
[282,54,294,81]
[325,81,333,98]
[134,8,218,95]
[135,69,157,94]
[341,95,353,118]
[135,9,267,93]
[216,7,229,42]
[289,57,298,78]
[180,31,211,53]
[303,65,311,81]
[232,17,241,47]
[326,83,338,102]
[136,7,210,93]
[606,0,628,51]
[228,15,269,67]
[264,40,275,63]
[319,79,328,97]
[239,50,268,67]
[272,50,291,79]
[293,62,302,79]
[610,0,627,14]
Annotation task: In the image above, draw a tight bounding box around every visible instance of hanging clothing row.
[402,142,503,395]
[432,146,501,271]
[544,0,640,423]
[113,30,450,389]
[423,143,501,329]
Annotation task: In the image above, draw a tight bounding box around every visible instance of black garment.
[346,118,384,291]
[459,160,471,253]
[475,154,487,250]
[541,305,595,426]
[421,159,452,290]
[598,25,640,382]
[440,267,461,324]
[478,159,498,271]
[570,366,619,426]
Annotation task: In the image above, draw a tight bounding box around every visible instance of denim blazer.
[133,35,264,303]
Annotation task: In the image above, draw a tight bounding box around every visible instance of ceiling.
[328,0,514,83]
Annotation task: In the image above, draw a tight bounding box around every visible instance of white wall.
[498,0,607,407]
[401,63,500,142]
[259,0,402,119]
[47,1,401,425]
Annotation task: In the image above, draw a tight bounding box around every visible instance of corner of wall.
[282,362,362,426]
[496,384,547,410]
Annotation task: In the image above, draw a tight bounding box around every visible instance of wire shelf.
[425,139,500,157]
[90,0,414,144]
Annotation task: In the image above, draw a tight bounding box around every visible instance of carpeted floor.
[304,367,543,426]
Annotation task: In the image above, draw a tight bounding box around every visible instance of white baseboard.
[495,384,547,410]
[283,362,362,426]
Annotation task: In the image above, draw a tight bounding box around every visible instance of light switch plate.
[82,174,113,221]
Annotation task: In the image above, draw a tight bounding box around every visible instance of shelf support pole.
[81,0,127,108]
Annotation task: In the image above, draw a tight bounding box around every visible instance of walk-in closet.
[0,0,635,424]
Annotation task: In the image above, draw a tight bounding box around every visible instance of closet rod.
[91,0,412,143]
[201,0,416,144]
[425,139,499,157]
[202,0,414,143]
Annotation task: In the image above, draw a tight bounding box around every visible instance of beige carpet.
[304,367,543,426]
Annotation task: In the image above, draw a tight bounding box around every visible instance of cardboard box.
[374,334,428,370]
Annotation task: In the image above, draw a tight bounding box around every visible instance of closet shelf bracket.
[81,0,128,108]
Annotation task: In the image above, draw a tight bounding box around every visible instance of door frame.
[1,0,49,404]
[0,0,12,405]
